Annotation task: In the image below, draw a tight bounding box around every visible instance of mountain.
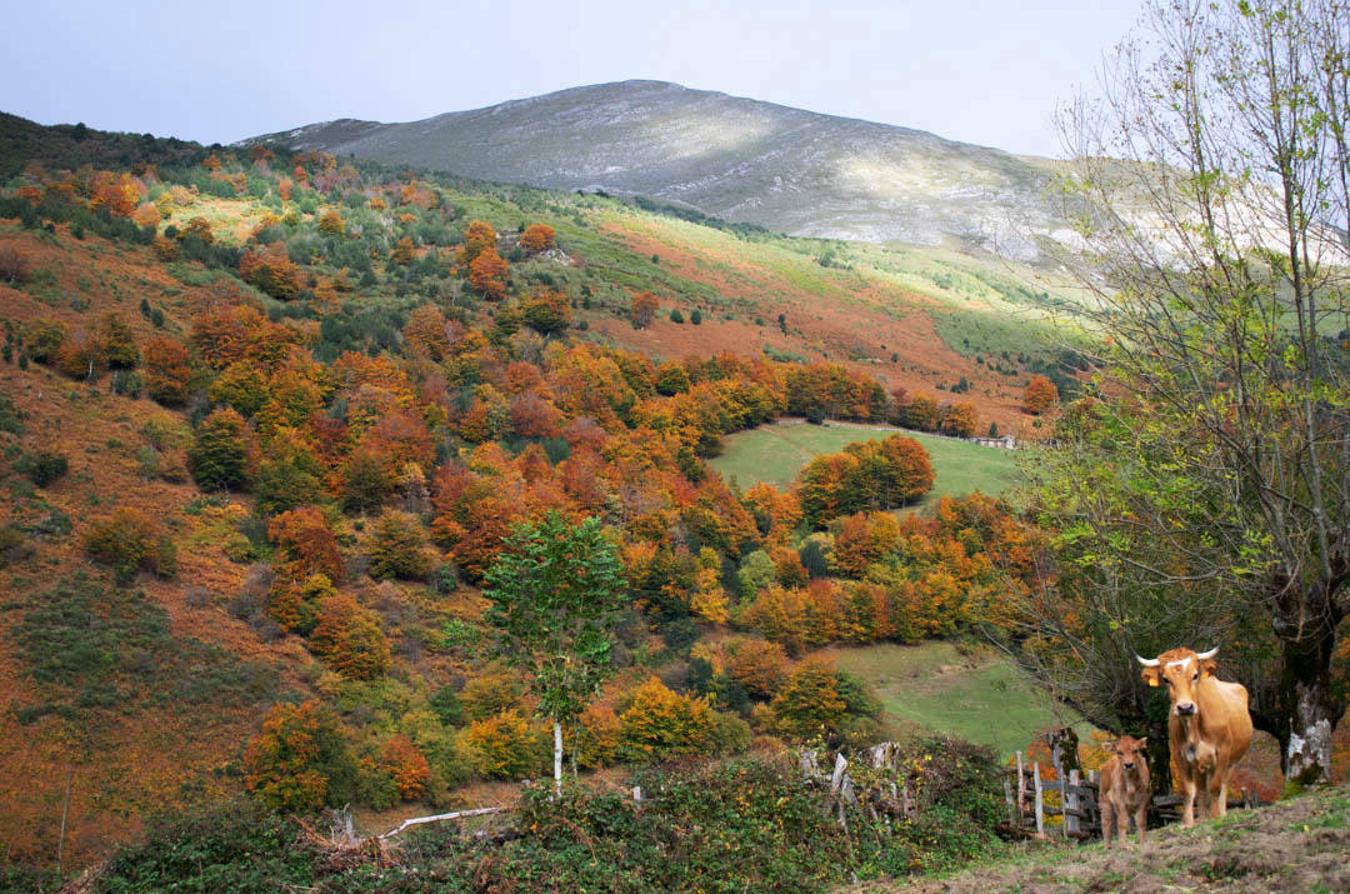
[250,80,1068,260]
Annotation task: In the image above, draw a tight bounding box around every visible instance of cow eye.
[1192,672,1199,680]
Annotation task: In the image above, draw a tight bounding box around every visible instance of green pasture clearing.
[825,641,1083,757]
[710,420,1022,509]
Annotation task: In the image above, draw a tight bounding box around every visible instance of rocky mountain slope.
[250,80,1070,260]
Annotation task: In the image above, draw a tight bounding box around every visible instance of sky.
[1,0,1144,158]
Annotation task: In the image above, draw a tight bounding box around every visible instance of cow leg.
[1209,767,1229,819]
[1134,802,1148,846]
[1180,778,1197,827]
[1101,801,1115,848]
[1117,804,1130,846]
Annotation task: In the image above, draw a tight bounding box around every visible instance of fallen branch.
[380,806,506,839]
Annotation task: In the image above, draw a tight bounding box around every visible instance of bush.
[16,448,68,487]
[188,408,255,491]
[618,677,717,762]
[0,246,32,285]
[367,510,433,580]
[461,709,545,779]
[243,700,355,812]
[84,508,177,583]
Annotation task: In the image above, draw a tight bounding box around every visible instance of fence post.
[1033,762,1045,837]
[1066,770,1081,838]
[1003,776,1015,825]
[1016,751,1025,819]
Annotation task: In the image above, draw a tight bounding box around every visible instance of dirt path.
[843,786,1350,894]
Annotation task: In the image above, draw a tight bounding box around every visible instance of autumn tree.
[519,223,556,253]
[244,700,353,812]
[457,219,497,265]
[521,287,572,335]
[770,659,847,740]
[939,402,978,438]
[630,291,659,329]
[468,248,509,299]
[141,336,191,406]
[1026,0,1350,782]
[268,507,343,581]
[84,508,177,583]
[187,408,255,491]
[618,677,716,761]
[1022,375,1059,415]
[483,512,627,796]
[367,510,433,580]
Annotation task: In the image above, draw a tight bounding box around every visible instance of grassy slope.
[845,786,1350,893]
[825,643,1079,757]
[709,420,1022,510]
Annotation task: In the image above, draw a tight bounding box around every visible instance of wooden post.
[633,786,643,806]
[1033,762,1045,837]
[1016,751,1026,819]
[1003,776,1015,825]
[1058,771,1069,838]
[1065,770,1081,838]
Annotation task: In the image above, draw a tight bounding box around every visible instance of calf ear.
[1140,666,1162,687]
[1200,657,1218,677]
[1137,737,1148,749]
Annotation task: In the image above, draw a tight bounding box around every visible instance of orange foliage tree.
[519,223,556,253]
[1022,375,1059,415]
[468,248,509,299]
[631,291,659,329]
[243,700,350,811]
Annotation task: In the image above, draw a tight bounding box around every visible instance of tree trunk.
[552,719,563,799]
[1279,622,1341,784]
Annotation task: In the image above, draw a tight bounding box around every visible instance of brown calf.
[1099,735,1150,848]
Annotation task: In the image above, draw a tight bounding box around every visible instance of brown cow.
[1137,646,1253,827]
[1098,735,1149,847]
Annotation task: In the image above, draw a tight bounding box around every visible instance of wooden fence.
[1002,747,1265,841]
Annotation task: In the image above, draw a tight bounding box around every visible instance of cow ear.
[1102,741,1116,754]
[1199,658,1218,677]
[1137,737,1148,749]
[1140,666,1162,687]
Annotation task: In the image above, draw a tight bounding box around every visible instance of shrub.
[84,508,177,583]
[367,510,433,580]
[770,659,847,740]
[519,223,556,252]
[461,709,545,779]
[726,638,790,699]
[188,408,255,491]
[267,507,342,580]
[618,677,717,762]
[243,700,354,812]
[0,246,32,285]
[24,318,67,364]
[379,734,432,801]
[17,448,68,487]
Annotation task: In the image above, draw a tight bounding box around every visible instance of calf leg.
[1134,801,1148,845]
[1101,801,1115,849]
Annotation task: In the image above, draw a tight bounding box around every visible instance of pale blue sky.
[2,0,1143,157]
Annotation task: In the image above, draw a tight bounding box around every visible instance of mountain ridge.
[248,80,1069,260]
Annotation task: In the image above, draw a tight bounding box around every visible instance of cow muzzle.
[1175,702,1196,716]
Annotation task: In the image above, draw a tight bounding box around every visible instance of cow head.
[1137,647,1219,717]
[1107,734,1149,771]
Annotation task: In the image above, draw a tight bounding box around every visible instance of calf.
[1098,735,1150,848]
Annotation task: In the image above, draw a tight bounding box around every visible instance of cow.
[1098,734,1149,847]
[1137,646,1253,827]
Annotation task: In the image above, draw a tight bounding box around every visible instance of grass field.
[710,420,1022,509]
[825,642,1082,757]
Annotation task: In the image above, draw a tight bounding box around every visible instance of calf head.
[1137,646,1219,718]
[1108,734,1149,773]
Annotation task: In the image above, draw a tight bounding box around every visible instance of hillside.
[0,116,1084,877]
[845,786,1350,894]
[251,80,1076,260]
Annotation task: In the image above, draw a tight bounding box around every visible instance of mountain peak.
[251,82,1060,259]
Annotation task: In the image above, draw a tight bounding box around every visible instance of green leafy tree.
[483,512,626,796]
[1028,0,1350,783]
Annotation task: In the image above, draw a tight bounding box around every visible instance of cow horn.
[1135,654,1160,668]
[1195,646,1219,660]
